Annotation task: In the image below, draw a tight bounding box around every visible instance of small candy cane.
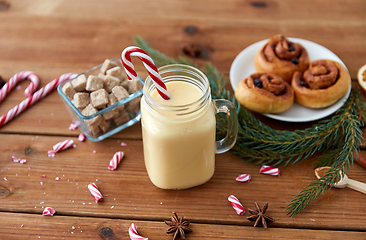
[0,71,39,102]
[108,151,124,170]
[42,207,56,216]
[259,165,280,176]
[0,73,77,128]
[121,46,170,100]
[129,223,148,240]
[228,195,245,215]
[236,174,251,183]
[88,183,103,202]
[48,139,74,157]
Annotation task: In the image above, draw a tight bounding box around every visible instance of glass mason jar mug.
[140,64,238,189]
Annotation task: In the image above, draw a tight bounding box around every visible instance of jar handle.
[213,99,238,154]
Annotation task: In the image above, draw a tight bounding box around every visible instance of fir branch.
[134,37,365,216]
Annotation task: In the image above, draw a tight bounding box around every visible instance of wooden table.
[1,0,366,239]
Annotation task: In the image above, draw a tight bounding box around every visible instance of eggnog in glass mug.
[140,64,238,189]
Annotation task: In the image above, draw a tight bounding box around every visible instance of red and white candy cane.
[48,139,75,157]
[0,73,77,128]
[129,223,148,240]
[121,46,170,100]
[88,183,103,202]
[0,71,40,102]
[228,195,245,215]
[259,165,280,176]
[108,151,124,171]
[235,174,251,183]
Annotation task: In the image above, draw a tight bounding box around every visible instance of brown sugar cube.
[71,74,87,92]
[72,92,90,109]
[112,86,129,101]
[126,96,141,113]
[102,108,120,120]
[100,59,118,74]
[62,82,76,100]
[121,80,129,90]
[102,94,122,120]
[106,66,124,81]
[98,72,106,79]
[99,119,110,133]
[86,75,104,91]
[108,93,125,111]
[103,75,121,93]
[88,124,101,136]
[90,89,109,109]
[113,110,130,126]
[126,78,143,94]
[81,104,103,126]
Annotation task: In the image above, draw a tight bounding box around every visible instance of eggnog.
[141,80,216,189]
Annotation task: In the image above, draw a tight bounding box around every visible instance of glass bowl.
[57,58,143,142]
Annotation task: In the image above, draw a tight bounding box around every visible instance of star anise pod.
[247,202,274,228]
[165,212,192,240]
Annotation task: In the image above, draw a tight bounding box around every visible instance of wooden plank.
[1,134,366,231]
[0,212,365,239]
[0,0,365,76]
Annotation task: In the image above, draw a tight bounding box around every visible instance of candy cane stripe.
[121,46,170,100]
[0,71,40,102]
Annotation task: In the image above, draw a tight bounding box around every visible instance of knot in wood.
[0,187,10,197]
[250,1,267,8]
[0,1,10,11]
[184,26,198,35]
[25,147,33,155]
[99,227,114,238]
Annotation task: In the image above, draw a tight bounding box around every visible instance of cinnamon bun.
[235,73,294,113]
[254,34,310,83]
[291,59,351,108]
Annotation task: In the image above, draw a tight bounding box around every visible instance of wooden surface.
[1,0,366,239]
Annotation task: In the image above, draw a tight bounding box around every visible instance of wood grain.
[1,212,365,240]
[0,0,366,238]
[1,134,366,231]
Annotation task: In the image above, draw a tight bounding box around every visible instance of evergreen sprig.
[134,36,365,216]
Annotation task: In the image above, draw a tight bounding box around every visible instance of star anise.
[165,212,192,240]
[247,202,274,228]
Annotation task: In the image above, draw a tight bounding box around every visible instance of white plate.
[229,38,351,122]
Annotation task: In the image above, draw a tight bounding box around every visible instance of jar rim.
[143,64,211,111]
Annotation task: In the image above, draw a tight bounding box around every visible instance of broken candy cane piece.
[108,151,124,170]
[88,183,103,202]
[42,207,56,216]
[259,165,280,176]
[69,121,80,131]
[12,156,20,163]
[48,139,74,157]
[12,156,26,164]
[228,195,245,215]
[78,133,85,142]
[129,223,148,240]
[235,174,251,182]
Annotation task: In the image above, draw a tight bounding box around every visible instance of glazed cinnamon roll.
[291,59,351,108]
[235,73,294,113]
[254,34,310,83]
